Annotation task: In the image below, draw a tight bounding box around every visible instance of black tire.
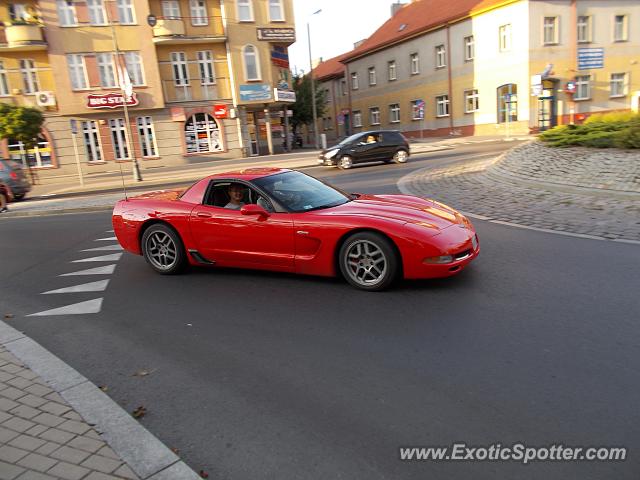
[13,193,25,201]
[393,149,409,164]
[141,223,187,275]
[338,231,400,291]
[337,155,354,170]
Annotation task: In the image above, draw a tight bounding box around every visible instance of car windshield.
[252,171,350,213]
[337,133,364,146]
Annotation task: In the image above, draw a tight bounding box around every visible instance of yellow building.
[0,0,295,180]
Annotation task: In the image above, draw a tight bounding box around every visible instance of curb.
[0,320,201,479]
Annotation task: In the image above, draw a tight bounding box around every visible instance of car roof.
[202,167,291,182]
[360,130,401,135]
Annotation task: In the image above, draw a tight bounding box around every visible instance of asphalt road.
[1,142,639,480]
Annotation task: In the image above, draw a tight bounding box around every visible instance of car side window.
[204,181,274,212]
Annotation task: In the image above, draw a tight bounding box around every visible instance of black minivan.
[318,130,410,169]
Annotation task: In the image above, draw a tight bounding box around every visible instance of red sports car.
[112,168,479,291]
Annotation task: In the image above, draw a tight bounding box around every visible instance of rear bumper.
[9,181,31,196]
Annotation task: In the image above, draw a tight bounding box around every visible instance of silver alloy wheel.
[145,231,177,271]
[393,150,408,163]
[344,240,388,286]
[339,156,353,169]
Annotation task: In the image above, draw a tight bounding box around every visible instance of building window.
[614,15,628,42]
[351,72,359,90]
[97,53,117,87]
[86,0,107,25]
[340,79,346,96]
[574,75,590,100]
[499,24,512,51]
[190,0,208,25]
[353,110,362,127]
[464,36,474,61]
[124,52,144,86]
[197,50,215,85]
[388,61,397,81]
[269,0,284,21]
[137,117,158,157]
[411,100,424,120]
[0,62,11,96]
[369,107,380,125]
[497,84,518,122]
[185,113,223,153]
[436,95,449,117]
[543,17,559,45]
[171,52,189,85]
[368,67,377,86]
[67,54,88,90]
[237,0,254,22]
[577,16,592,43]
[389,103,400,123]
[465,89,479,113]
[56,0,77,26]
[109,118,131,160]
[162,0,181,19]
[117,0,135,24]
[20,59,39,94]
[435,45,446,68]
[82,121,103,163]
[243,45,260,80]
[410,53,419,74]
[610,73,627,97]
[8,137,52,168]
[9,4,28,21]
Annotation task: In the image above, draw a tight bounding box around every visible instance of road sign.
[578,48,604,70]
[147,14,157,27]
[415,99,425,120]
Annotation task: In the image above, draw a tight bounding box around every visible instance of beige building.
[0,0,295,181]
[312,52,351,143]
[321,0,640,139]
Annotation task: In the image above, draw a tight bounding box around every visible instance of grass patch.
[539,112,640,148]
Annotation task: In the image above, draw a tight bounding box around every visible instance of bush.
[584,111,638,125]
[540,111,640,148]
[615,125,640,149]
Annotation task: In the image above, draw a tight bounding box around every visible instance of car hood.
[321,194,467,231]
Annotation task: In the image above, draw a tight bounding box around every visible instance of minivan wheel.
[338,155,353,170]
[393,150,409,164]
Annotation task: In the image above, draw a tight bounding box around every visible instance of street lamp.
[307,9,321,149]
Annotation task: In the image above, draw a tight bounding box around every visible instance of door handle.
[196,212,212,218]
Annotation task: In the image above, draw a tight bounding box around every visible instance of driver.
[365,134,376,143]
[225,183,246,210]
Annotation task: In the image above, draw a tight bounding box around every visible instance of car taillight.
[9,171,18,180]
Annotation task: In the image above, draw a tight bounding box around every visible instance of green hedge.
[539,112,640,149]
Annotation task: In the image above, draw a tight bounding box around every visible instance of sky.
[288,0,400,75]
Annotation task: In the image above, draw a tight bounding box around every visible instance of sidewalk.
[0,321,199,480]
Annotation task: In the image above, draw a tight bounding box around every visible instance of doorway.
[538,79,558,131]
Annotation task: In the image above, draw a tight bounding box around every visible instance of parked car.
[318,130,410,169]
[0,159,31,201]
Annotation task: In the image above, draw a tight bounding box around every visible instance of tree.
[0,104,44,183]
[291,74,327,133]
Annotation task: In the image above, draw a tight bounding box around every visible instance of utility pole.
[307,9,322,149]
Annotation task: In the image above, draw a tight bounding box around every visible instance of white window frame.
[56,0,78,27]
[81,121,103,163]
[543,16,559,45]
[353,110,362,127]
[0,61,11,96]
[351,72,359,90]
[368,67,376,86]
[369,107,380,126]
[87,0,107,25]
[388,61,397,81]
[389,103,400,123]
[613,14,628,42]
[124,51,145,86]
[237,0,254,22]
[410,53,419,74]
[464,35,474,61]
[610,73,627,98]
[67,54,89,90]
[9,4,27,21]
[136,116,159,158]
[435,45,446,68]
[268,0,285,22]
[190,0,208,26]
[574,75,591,100]
[436,95,449,117]
[20,59,39,94]
[109,118,131,160]
[243,44,261,81]
[97,52,117,88]
[464,89,479,113]
[170,51,189,86]
[577,15,592,43]
[197,50,216,85]
[117,0,136,25]
[162,0,181,19]
[499,24,512,52]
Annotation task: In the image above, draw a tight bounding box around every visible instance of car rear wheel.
[13,193,25,201]
[339,232,399,291]
[393,150,409,164]
[338,155,353,170]
[141,224,186,275]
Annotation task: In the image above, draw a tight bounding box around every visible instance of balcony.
[161,79,220,103]
[152,16,225,45]
[0,23,47,52]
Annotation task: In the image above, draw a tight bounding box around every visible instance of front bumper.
[317,154,336,166]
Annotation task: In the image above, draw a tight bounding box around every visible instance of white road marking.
[95,236,117,241]
[81,244,123,252]
[28,298,104,317]
[106,229,114,233]
[42,280,110,295]
[72,253,123,263]
[60,265,117,276]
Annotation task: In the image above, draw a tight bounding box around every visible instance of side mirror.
[241,204,270,217]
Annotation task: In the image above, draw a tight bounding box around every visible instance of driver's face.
[229,185,244,202]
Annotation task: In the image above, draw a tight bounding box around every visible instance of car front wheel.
[339,232,400,291]
[338,155,353,169]
[141,223,186,275]
[393,150,409,164]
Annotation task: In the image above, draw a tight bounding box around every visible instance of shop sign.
[271,46,290,68]
[578,48,604,70]
[274,89,296,103]
[257,27,296,42]
[239,84,272,102]
[87,92,138,109]
[213,104,229,119]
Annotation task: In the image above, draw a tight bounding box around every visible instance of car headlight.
[424,255,454,264]
[324,149,339,159]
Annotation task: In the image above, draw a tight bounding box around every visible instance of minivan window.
[338,133,364,146]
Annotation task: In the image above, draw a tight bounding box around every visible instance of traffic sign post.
[416,100,425,139]
[69,119,84,187]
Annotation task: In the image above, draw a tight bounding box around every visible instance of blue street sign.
[578,48,604,70]
[415,99,425,120]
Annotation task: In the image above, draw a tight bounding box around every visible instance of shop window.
[185,113,223,153]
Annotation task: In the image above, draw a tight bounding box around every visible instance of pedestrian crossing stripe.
[42,280,110,295]
[60,265,117,276]
[72,253,123,263]
[81,244,123,252]
[27,298,104,316]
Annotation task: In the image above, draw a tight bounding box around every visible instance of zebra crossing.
[28,229,122,317]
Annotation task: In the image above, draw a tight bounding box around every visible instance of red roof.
[312,52,350,81]
[342,0,515,62]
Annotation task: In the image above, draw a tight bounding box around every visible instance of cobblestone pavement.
[399,142,640,242]
[0,345,139,480]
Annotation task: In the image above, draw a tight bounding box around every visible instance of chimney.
[354,39,366,49]
[391,2,406,17]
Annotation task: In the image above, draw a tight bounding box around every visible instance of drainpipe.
[446,23,454,135]
[331,78,338,137]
